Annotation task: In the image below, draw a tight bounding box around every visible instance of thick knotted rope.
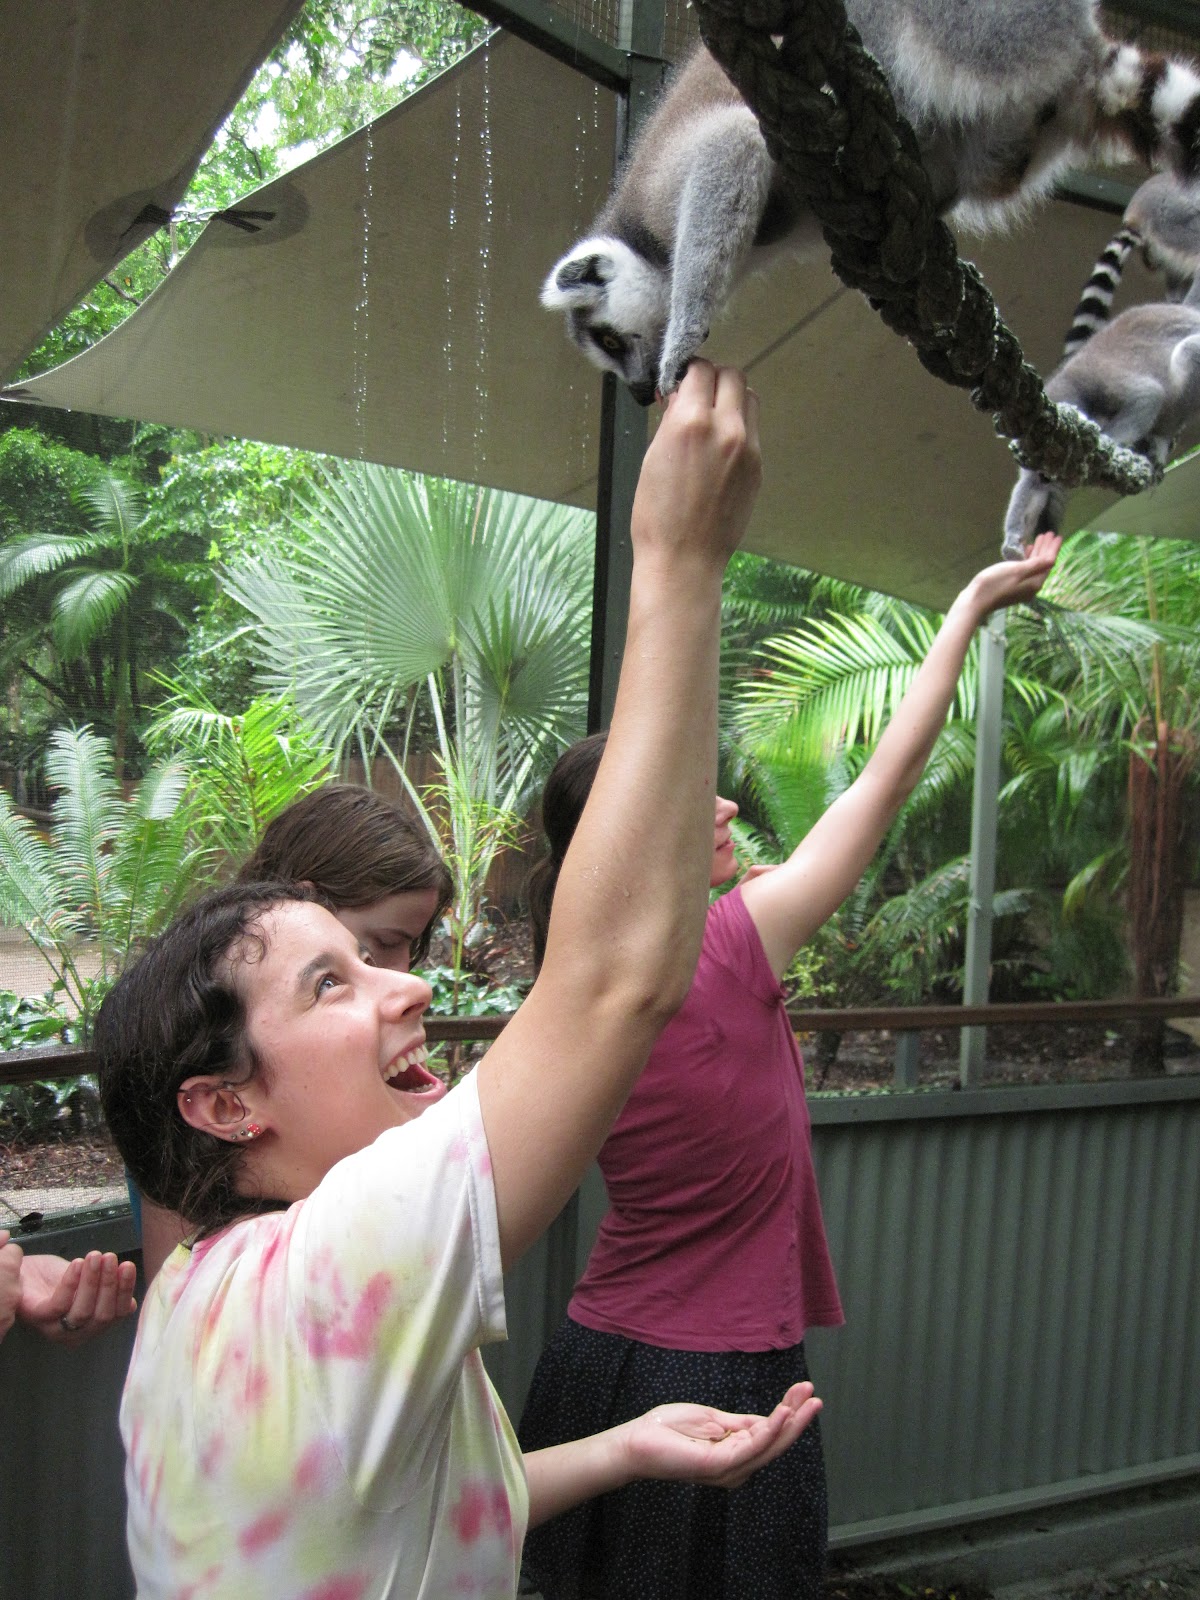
[690,0,1159,497]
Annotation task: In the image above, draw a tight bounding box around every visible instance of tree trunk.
[1126,721,1194,1075]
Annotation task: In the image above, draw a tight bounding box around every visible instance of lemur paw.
[657,358,694,397]
[657,326,710,396]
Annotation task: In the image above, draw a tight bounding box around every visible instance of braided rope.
[691,0,1159,497]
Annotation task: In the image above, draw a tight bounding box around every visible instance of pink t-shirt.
[569,886,843,1352]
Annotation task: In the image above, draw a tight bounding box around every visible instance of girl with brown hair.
[96,365,822,1600]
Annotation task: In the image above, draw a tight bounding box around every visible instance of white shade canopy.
[0,0,304,385]
[8,28,1196,608]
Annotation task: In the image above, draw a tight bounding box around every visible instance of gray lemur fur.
[543,1,1200,404]
[1062,173,1200,359]
[1002,286,1200,557]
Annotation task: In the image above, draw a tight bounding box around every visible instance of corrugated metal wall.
[487,1080,1200,1545]
[804,1080,1200,1541]
[3,1083,1197,1597]
[0,1213,138,1600]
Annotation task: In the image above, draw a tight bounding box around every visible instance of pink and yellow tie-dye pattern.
[121,1074,526,1599]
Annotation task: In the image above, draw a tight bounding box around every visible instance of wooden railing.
[3,995,1199,1086]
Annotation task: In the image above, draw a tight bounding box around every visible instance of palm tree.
[730,534,1199,1069]
[224,462,594,934]
[0,471,198,776]
[1016,531,1200,1071]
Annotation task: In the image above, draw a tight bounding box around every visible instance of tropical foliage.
[0,434,214,784]
[226,462,592,922]
[729,529,1200,1071]
[146,684,334,872]
[0,695,334,1033]
[1013,532,1200,1067]
[0,728,196,1030]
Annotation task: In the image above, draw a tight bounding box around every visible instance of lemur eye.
[597,331,625,358]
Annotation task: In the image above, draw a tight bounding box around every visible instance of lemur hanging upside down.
[543,0,1200,404]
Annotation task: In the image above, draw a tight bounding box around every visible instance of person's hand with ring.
[0,1230,138,1345]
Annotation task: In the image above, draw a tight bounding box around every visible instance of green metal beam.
[467,0,636,88]
[1055,170,1137,215]
[586,2,664,728]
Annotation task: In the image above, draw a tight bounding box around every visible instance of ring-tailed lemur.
[1062,173,1200,359]
[543,1,1200,404]
[1002,286,1200,556]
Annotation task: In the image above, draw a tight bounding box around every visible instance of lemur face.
[541,239,670,406]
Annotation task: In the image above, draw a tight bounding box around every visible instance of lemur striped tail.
[1061,224,1142,359]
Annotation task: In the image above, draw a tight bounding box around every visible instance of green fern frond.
[52,569,137,657]
[44,727,124,945]
[0,533,92,598]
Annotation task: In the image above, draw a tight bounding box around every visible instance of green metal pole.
[586,5,664,730]
[960,609,1007,1086]
[558,0,667,1317]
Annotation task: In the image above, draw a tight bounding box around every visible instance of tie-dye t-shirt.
[120,1073,527,1600]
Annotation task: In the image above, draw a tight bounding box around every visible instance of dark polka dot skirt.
[517,1318,827,1600]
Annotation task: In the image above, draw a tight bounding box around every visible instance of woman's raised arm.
[476,362,762,1268]
[741,533,1062,980]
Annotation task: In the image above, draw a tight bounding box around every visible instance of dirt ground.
[823,1554,1200,1599]
[825,1577,994,1599]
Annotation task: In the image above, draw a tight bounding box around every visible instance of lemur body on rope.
[544,0,1200,404]
[1002,172,1200,556]
[1063,174,1200,358]
[1003,288,1200,555]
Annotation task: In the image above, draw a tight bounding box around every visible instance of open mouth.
[384,1045,442,1095]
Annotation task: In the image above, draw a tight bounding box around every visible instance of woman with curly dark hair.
[97,366,821,1600]
[137,781,454,1279]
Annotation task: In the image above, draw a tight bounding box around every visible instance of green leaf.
[51,569,137,657]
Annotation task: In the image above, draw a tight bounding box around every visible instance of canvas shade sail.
[8,27,1197,608]
[0,0,304,384]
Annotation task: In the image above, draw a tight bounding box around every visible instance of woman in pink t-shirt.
[519,536,1061,1600]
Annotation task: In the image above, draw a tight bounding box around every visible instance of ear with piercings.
[176,1077,264,1142]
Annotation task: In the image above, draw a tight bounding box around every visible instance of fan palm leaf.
[226,463,593,794]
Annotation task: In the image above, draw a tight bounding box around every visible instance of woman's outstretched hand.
[961,531,1062,621]
[617,1381,822,1490]
[523,1381,821,1526]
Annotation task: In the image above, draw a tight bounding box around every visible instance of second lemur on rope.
[544,0,1200,404]
[1003,171,1200,556]
[1001,298,1200,554]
